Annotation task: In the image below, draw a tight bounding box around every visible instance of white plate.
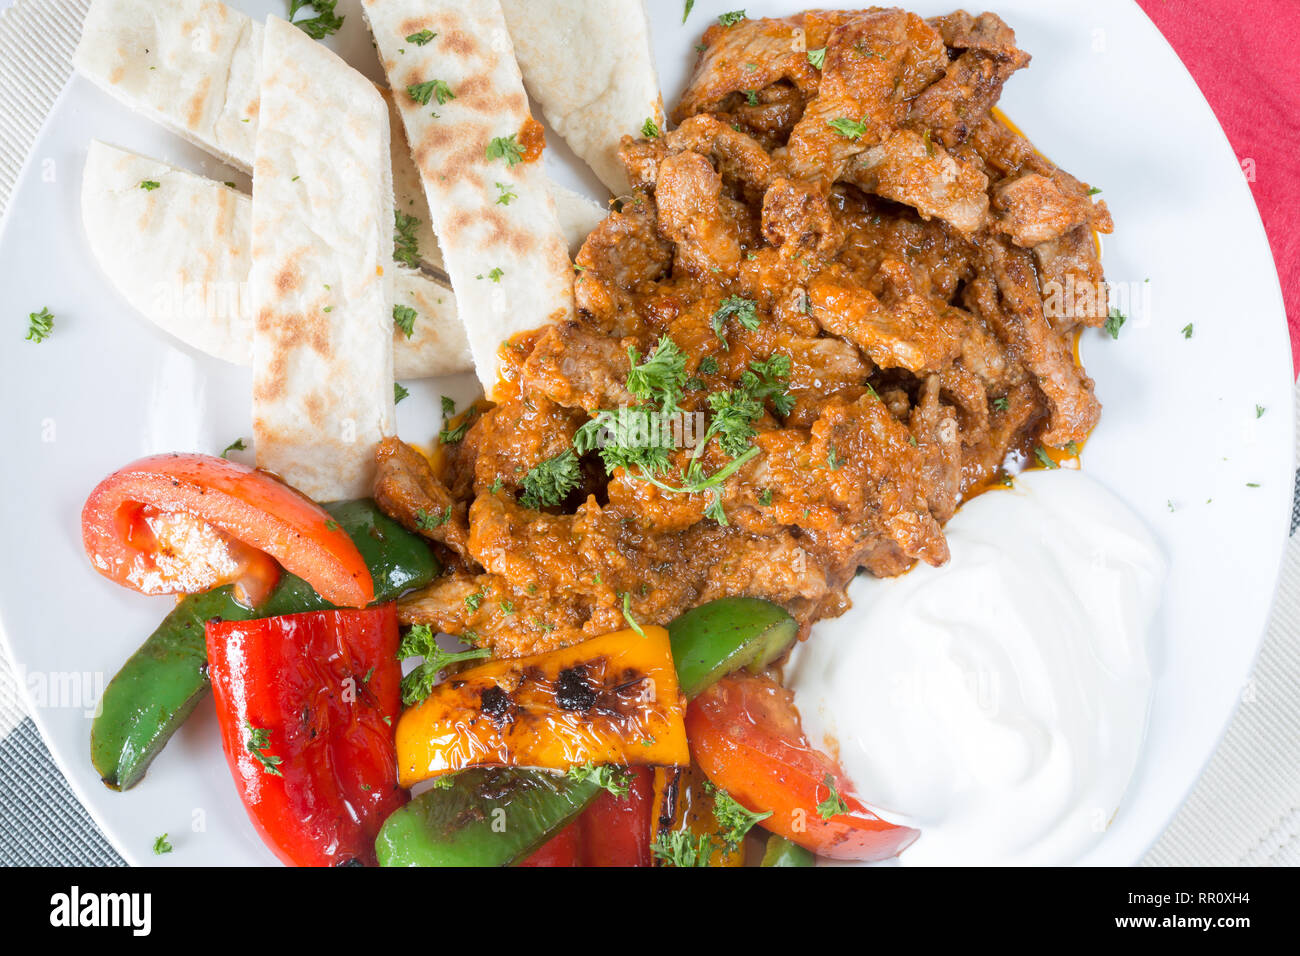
[0,0,1292,867]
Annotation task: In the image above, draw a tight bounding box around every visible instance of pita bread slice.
[249,17,394,501]
[80,140,472,378]
[74,0,260,171]
[499,0,664,195]
[74,0,604,272]
[361,0,576,393]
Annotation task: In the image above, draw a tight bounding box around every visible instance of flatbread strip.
[362,0,576,392]
[250,17,394,501]
[73,0,605,270]
[80,140,472,378]
[500,0,663,195]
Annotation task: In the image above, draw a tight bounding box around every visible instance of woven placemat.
[0,0,1296,867]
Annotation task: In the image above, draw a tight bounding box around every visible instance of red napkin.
[1137,0,1300,375]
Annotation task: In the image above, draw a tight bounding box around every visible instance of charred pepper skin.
[91,499,440,791]
[667,597,798,699]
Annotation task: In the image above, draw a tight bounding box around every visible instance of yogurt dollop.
[786,469,1167,866]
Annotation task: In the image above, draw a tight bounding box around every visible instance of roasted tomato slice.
[82,452,372,608]
[686,673,919,862]
[206,605,406,866]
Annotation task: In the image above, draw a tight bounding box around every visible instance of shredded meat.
[381,8,1115,658]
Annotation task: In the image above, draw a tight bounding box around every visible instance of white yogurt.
[786,469,1167,866]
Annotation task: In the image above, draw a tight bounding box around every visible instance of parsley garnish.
[642,117,661,138]
[244,722,283,777]
[708,784,772,849]
[393,211,422,268]
[494,182,517,205]
[744,89,759,106]
[486,134,525,166]
[220,438,247,458]
[718,10,746,26]
[405,29,436,45]
[827,116,868,140]
[807,47,827,69]
[710,294,760,346]
[393,304,417,337]
[816,774,848,819]
[415,507,450,530]
[566,762,633,798]
[397,624,490,705]
[139,180,160,191]
[1181,323,1193,339]
[520,449,581,509]
[1087,186,1102,196]
[622,592,647,638]
[465,591,484,612]
[152,834,172,855]
[408,79,455,106]
[440,406,478,444]
[441,396,456,418]
[25,307,53,343]
[652,829,714,867]
[287,0,343,40]
[991,396,1009,411]
[682,0,695,23]
[1256,405,1266,418]
[1104,308,1126,339]
[626,335,688,413]
[394,382,410,404]
[1034,446,1059,469]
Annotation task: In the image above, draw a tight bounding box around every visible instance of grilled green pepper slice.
[667,597,798,699]
[376,769,600,867]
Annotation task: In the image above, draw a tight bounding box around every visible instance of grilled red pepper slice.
[206,605,406,866]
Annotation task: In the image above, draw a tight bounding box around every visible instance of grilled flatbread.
[499,0,664,195]
[361,0,576,392]
[80,140,473,378]
[249,17,394,500]
[74,0,604,272]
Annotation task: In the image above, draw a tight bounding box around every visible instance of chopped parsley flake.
[622,592,646,638]
[710,294,760,345]
[807,47,827,69]
[152,834,172,855]
[1181,323,1194,339]
[708,784,772,849]
[393,304,418,337]
[827,116,868,140]
[287,0,343,40]
[651,829,714,867]
[816,774,849,819]
[220,438,247,458]
[408,79,455,107]
[397,624,490,705]
[244,722,283,777]
[25,307,53,343]
[1034,446,1059,470]
[1104,308,1126,339]
[642,117,661,138]
[718,10,746,26]
[393,211,422,268]
[566,762,633,798]
[139,180,160,191]
[394,382,410,404]
[494,181,517,205]
[415,507,450,531]
[520,449,581,510]
[486,134,525,166]
[405,29,436,45]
